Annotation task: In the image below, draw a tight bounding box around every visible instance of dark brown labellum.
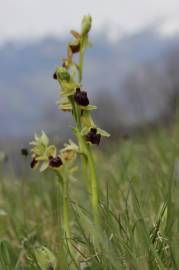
[21,148,29,156]
[53,72,57,80]
[91,128,97,133]
[49,156,63,168]
[74,88,89,106]
[70,43,80,54]
[30,157,38,168]
[85,128,101,145]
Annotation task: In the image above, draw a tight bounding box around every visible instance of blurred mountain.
[1,22,179,139]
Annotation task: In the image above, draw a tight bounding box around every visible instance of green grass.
[0,124,179,269]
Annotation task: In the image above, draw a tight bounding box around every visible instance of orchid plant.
[30,15,110,256]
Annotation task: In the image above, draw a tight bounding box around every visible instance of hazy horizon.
[1,0,179,44]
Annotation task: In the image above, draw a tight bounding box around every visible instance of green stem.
[77,129,99,226]
[55,177,68,270]
[56,171,71,249]
[79,40,85,83]
[70,97,91,194]
[86,144,99,227]
[62,172,71,241]
[75,103,81,130]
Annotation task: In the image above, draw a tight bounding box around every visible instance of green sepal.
[60,81,79,97]
[80,105,97,111]
[57,97,72,111]
[30,131,49,157]
[58,103,72,111]
[39,161,49,172]
[60,88,75,97]
[97,128,110,137]
[80,111,95,128]
[58,102,72,111]
[36,156,48,161]
[46,145,57,157]
[81,127,91,136]
[80,126,110,138]
[32,131,48,146]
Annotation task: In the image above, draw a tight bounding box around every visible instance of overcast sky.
[0,0,179,43]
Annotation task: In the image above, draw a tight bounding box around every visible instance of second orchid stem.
[57,171,71,250]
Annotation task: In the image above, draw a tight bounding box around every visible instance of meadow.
[0,124,179,269]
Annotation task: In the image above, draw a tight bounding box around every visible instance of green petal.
[39,161,49,172]
[80,105,97,111]
[97,128,110,137]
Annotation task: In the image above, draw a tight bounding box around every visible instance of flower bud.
[85,128,101,145]
[49,156,63,168]
[55,67,70,82]
[74,88,89,106]
[81,15,92,36]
